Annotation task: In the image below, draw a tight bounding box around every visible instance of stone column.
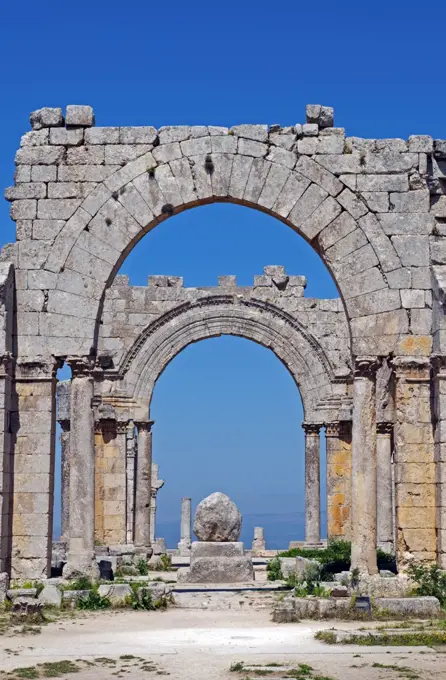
[126,422,136,544]
[351,357,379,575]
[325,422,352,540]
[60,420,70,541]
[393,357,436,567]
[63,358,99,579]
[133,420,154,554]
[302,423,321,545]
[0,354,13,574]
[178,497,192,555]
[376,422,394,553]
[252,526,266,553]
[150,464,165,544]
[12,359,58,579]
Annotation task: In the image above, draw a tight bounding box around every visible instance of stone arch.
[117,295,348,423]
[40,143,400,358]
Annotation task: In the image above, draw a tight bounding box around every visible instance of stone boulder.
[98,583,133,605]
[194,492,241,542]
[295,556,321,582]
[279,558,296,580]
[38,585,62,607]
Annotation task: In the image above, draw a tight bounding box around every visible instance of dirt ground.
[0,608,445,680]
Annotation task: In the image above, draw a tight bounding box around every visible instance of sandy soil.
[0,608,444,679]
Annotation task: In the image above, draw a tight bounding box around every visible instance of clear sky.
[1,0,445,547]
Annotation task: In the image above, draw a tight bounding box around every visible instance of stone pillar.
[325,421,352,540]
[126,422,136,544]
[376,422,394,553]
[393,357,436,567]
[63,358,98,579]
[351,357,379,575]
[178,497,192,555]
[434,357,446,568]
[12,359,58,579]
[150,464,165,544]
[252,526,266,553]
[302,423,321,545]
[133,420,154,554]
[60,420,70,541]
[0,354,13,574]
[94,418,127,546]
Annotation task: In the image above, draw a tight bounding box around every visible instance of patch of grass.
[60,577,93,592]
[230,662,245,672]
[314,630,337,645]
[40,660,80,677]
[13,667,39,679]
[77,590,110,611]
[372,663,420,679]
[408,562,446,607]
[137,559,148,576]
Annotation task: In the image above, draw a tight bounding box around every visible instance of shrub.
[137,559,148,576]
[64,576,93,592]
[266,557,283,581]
[408,563,446,607]
[77,589,110,610]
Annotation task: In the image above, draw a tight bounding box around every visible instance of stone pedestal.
[177,542,254,583]
[252,526,266,553]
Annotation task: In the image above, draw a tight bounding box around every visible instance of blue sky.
[1,0,445,547]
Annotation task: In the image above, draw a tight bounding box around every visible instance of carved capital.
[94,418,116,435]
[325,422,340,438]
[116,421,129,435]
[67,356,95,378]
[302,422,322,436]
[134,419,155,433]
[392,356,430,382]
[16,357,60,381]
[354,356,380,379]
[377,421,393,436]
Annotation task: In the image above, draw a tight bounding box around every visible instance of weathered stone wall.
[326,422,352,540]
[94,420,126,546]
[2,103,446,575]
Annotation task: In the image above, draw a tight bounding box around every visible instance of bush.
[266,557,283,581]
[408,563,446,607]
[63,576,93,592]
[137,559,148,576]
[77,589,110,610]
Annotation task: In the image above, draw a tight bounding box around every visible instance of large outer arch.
[116,296,347,423]
[38,146,400,359]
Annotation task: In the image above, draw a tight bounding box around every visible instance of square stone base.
[177,542,254,584]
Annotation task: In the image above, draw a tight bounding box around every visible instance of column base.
[178,539,191,556]
[62,552,100,581]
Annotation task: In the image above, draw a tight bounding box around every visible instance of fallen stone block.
[98,583,132,605]
[375,596,440,618]
[11,597,44,624]
[7,588,37,600]
[38,585,62,607]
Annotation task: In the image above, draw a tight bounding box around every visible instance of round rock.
[194,492,242,542]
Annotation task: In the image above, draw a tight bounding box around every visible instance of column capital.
[354,356,380,379]
[116,421,129,435]
[325,422,340,437]
[94,418,116,435]
[16,357,61,381]
[377,421,393,436]
[134,419,154,432]
[392,356,430,382]
[302,422,322,435]
[67,356,95,378]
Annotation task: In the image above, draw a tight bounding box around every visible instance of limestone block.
[379,213,434,235]
[230,124,268,142]
[386,268,411,289]
[11,598,44,624]
[21,129,49,146]
[295,556,320,580]
[143,582,172,601]
[85,127,119,144]
[389,190,430,213]
[278,557,296,579]
[243,158,270,203]
[30,108,64,130]
[59,165,119,182]
[316,134,344,154]
[356,574,412,597]
[211,135,237,154]
[347,289,401,318]
[269,132,296,150]
[297,138,318,155]
[159,126,190,144]
[194,492,242,542]
[38,585,62,607]
[152,142,182,164]
[266,146,296,169]
[300,196,342,240]
[48,182,96,200]
[272,172,310,218]
[258,164,290,209]
[337,188,368,219]
[375,596,439,617]
[177,556,253,583]
[410,309,432,334]
[32,220,65,240]
[357,174,409,192]
[400,289,425,308]
[15,166,31,182]
[65,105,94,127]
[0,573,9,603]
[318,211,357,251]
[431,196,446,218]
[362,192,389,213]
[295,156,342,197]
[50,128,84,146]
[302,124,318,137]
[37,199,81,220]
[289,184,328,230]
[7,588,38,600]
[5,183,46,200]
[15,146,64,166]
[408,135,433,153]
[67,146,105,165]
[392,235,429,267]
[364,152,418,173]
[10,200,37,221]
[191,542,244,558]
[120,126,157,144]
[98,583,133,604]
[105,144,152,165]
[317,153,362,175]
[237,138,268,158]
